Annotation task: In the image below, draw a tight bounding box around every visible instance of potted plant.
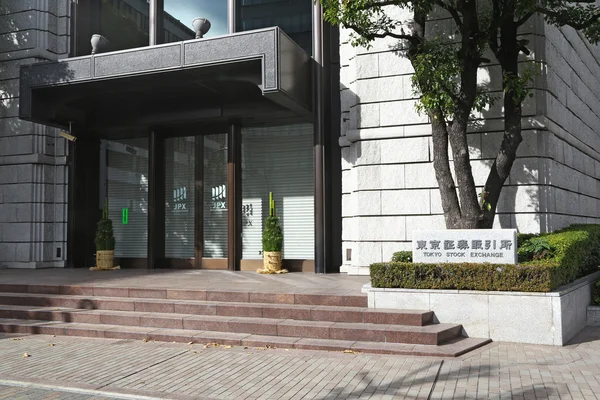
[258,192,287,274]
[92,200,117,270]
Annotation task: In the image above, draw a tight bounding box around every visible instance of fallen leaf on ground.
[142,338,148,343]
[23,353,30,358]
[243,347,248,349]
[343,349,360,354]
[188,342,193,345]
[11,338,23,341]
[48,344,55,347]
[223,345,232,349]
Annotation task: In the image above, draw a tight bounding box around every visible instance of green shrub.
[370,262,556,292]
[518,237,555,261]
[262,215,283,252]
[95,200,115,251]
[593,280,600,306]
[372,224,600,292]
[262,193,283,252]
[531,224,600,286]
[517,232,538,248]
[392,251,413,262]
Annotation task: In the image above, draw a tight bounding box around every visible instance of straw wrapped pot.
[257,252,287,274]
[263,251,282,271]
[96,250,114,270]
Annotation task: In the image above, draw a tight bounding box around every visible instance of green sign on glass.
[122,208,128,225]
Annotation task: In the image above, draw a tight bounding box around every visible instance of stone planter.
[363,271,600,345]
[588,305,600,326]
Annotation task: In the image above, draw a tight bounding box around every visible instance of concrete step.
[0,306,461,345]
[0,284,367,307]
[0,294,432,326]
[0,318,491,357]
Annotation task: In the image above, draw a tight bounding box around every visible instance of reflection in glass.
[241,124,314,260]
[237,0,312,54]
[105,138,149,258]
[203,134,229,258]
[165,137,195,258]
[99,0,150,51]
[164,0,228,43]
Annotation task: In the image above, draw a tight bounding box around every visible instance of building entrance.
[162,133,229,269]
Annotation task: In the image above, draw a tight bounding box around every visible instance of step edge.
[0,300,430,326]
[0,285,368,306]
[0,318,488,357]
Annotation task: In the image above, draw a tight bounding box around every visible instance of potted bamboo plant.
[91,200,118,270]
[258,192,287,274]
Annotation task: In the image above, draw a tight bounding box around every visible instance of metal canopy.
[19,28,312,131]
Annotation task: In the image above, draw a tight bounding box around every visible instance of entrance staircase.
[0,284,490,357]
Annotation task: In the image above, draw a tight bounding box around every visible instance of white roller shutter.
[203,134,229,258]
[164,136,195,258]
[241,124,314,260]
[106,139,149,258]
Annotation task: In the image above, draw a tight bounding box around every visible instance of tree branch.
[487,0,502,62]
[344,23,422,45]
[515,11,534,27]
[361,0,403,10]
[435,0,463,28]
[537,7,600,30]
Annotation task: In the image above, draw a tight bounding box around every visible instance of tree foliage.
[322,0,600,229]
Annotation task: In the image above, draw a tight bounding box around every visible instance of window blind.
[241,124,314,260]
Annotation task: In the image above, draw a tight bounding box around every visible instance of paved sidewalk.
[1,328,600,400]
[0,269,370,296]
[0,384,120,400]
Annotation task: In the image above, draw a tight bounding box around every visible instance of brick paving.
[1,327,600,399]
[0,384,117,399]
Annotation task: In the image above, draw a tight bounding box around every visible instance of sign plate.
[122,208,128,225]
[412,229,517,264]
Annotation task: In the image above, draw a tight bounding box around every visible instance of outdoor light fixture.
[192,18,211,39]
[90,34,109,55]
[59,130,77,142]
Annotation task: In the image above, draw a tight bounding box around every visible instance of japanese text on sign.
[412,230,517,264]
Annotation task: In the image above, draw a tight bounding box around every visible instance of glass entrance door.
[164,136,195,264]
[163,133,228,269]
[201,133,228,268]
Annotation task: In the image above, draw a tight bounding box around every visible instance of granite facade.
[339,9,600,272]
[0,0,69,268]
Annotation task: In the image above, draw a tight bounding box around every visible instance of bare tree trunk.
[409,9,468,229]
[480,22,523,229]
[430,113,462,228]
[445,1,483,228]
[449,119,481,228]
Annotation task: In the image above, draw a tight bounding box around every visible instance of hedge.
[372,224,600,292]
[370,262,557,292]
[594,280,600,306]
[391,251,413,263]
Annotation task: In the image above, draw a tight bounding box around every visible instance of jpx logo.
[173,186,187,211]
[212,185,226,209]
